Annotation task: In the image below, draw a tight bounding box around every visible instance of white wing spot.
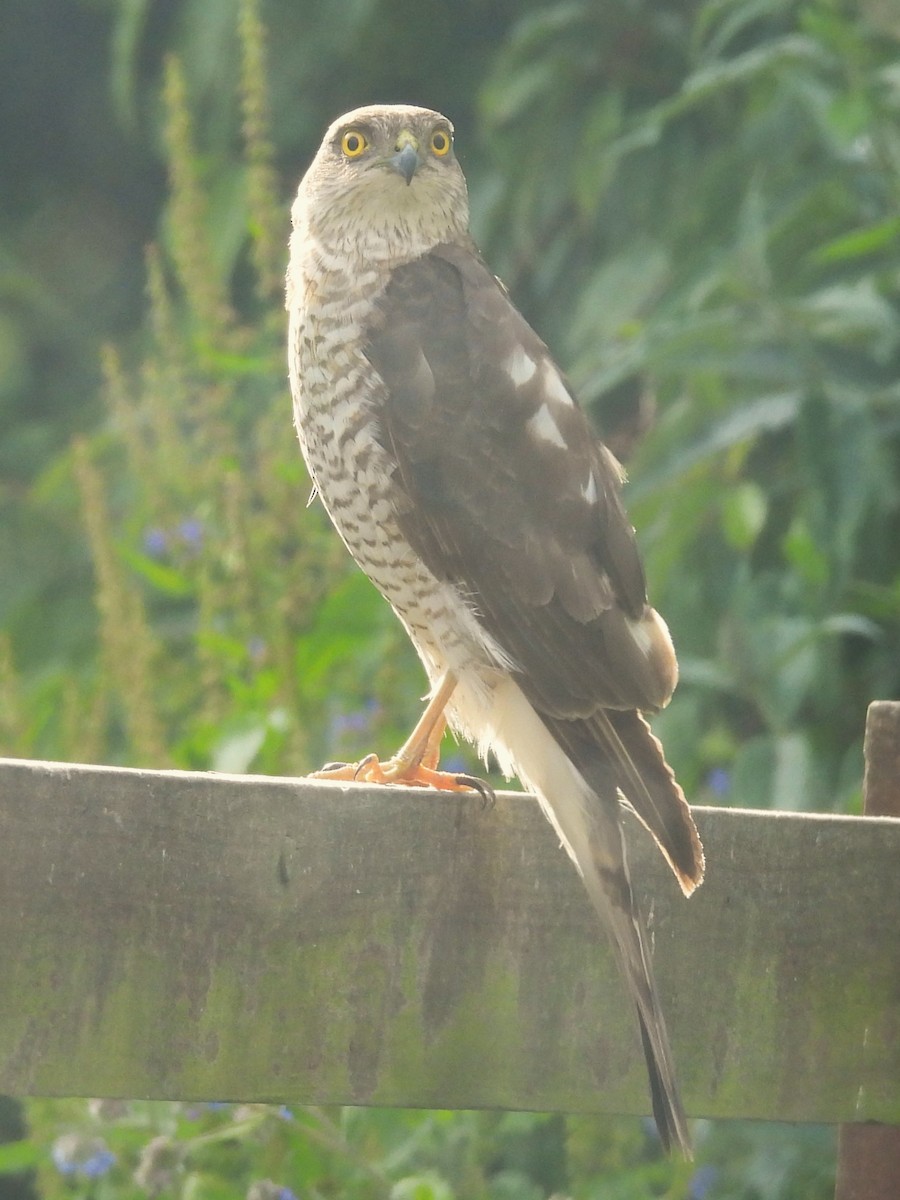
[526,403,567,450]
[505,347,537,387]
[625,614,654,657]
[582,472,598,505]
[541,361,575,406]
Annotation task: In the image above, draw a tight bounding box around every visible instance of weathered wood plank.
[0,755,898,1123]
[836,701,900,1198]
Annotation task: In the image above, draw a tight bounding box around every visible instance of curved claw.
[309,761,362,782]
[353,753,379,781]
[454,774,496,810]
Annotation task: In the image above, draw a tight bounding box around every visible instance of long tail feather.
[478,679,696,1157]
[583,817,692,1156]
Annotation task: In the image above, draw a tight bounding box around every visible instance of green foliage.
[4,0,899,1192]
[3,0,897,803]
[476,0,900,813]
[5,1102,841,1199]
[2,0,424,772]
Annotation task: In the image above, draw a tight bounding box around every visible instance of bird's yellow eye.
[341,130,368,158]
[430,129,451,157]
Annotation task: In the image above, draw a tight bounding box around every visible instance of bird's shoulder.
[366,239,617,520]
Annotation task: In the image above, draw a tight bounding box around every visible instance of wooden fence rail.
[0,743,898,1127]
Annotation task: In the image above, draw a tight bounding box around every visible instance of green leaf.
[0,1140,40,1174]
[771,732,815,810]
[390,1172,455,1200]
[793,280,900,362]
[782,517,830,587]
[117,544,193,597]
[629,393,801,499]
[721,482,768,550]
[810,216,900,265]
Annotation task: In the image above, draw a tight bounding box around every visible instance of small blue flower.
[706,767,732,798]
[689,1163,719,1199]
[276,1105,294,1121]
[277,1189,298,1200]
[177,518,205,552]
[341,710,370,733]
[52,1134,116,1178]
[143,527,169,559]
[83,1150,116,1178]
[330,700,379,741]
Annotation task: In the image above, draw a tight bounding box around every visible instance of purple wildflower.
[329,698,381,744]
[51,1134,115,1178]
[143,527,169,559]
[706,767,732,798]
[689,1163,719,1199]
[177,517,204,553]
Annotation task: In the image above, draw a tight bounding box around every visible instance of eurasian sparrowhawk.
[286,104,704,1157]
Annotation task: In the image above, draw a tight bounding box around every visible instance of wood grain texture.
[836,701,900,1198]
[0,755,898,1123]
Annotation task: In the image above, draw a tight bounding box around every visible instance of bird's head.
[292,104,470,263]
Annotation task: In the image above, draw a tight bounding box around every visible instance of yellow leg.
[420,707,447,770]
[311,672,493,804]
[376,671,457,781]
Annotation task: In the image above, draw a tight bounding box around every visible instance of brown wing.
[367,242,663,712]
[365,241,703,891]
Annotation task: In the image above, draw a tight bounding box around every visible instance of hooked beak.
[389,136,421,185]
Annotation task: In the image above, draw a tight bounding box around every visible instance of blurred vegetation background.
[1,0,898,1196]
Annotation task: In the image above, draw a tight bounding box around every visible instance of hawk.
[286,104,704,1157]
